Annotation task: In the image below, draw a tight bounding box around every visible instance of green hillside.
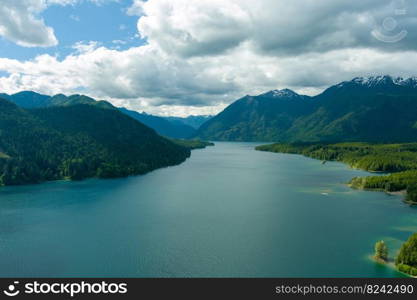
[0,98,190,186]
[3,91,197,139]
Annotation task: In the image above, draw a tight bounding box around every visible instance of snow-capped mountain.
[393,76,417,87]
[259,88,303,98]
[197,75,417,142]
[337,75,417,89]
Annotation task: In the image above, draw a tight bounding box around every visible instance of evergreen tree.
[374,240,388,262]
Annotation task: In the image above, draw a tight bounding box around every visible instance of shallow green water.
[0,142,415,277]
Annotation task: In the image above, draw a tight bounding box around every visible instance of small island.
[374,240,389,263]
[372,234,417,277]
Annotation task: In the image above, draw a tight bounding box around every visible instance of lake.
[1,142,416,277]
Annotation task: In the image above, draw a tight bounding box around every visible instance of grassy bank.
[256,142,417,204]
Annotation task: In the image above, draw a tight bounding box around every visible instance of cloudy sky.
[0,0,416,116]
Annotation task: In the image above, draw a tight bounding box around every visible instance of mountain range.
[197,75,417,142]
[165,115,213,129]
[3,75,417,146]
[0,91,211,139]
[118,108,196,139]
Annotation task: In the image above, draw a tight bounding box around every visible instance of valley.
[2,75,417,277]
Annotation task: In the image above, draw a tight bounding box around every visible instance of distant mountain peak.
[393,76,417,87]
[352,75,392,85]
[13,90,42,95]
[337,75,417,88]
[261,88,300,98]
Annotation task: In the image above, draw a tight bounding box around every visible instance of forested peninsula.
[256,142,417,204]
[0,97,211,186]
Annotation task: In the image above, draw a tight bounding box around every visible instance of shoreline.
[256,144,417,205]
[0,141,214,189]
[348,184,410,204]
[370,256,416,278]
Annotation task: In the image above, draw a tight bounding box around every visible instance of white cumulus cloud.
[0,0,120,47]
[0,0,57,47]
[1,0,417,116]
[136,0,417,57]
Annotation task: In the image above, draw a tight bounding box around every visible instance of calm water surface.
[1,142,416,277]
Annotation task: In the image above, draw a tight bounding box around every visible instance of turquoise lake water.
[1,142,416,277]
